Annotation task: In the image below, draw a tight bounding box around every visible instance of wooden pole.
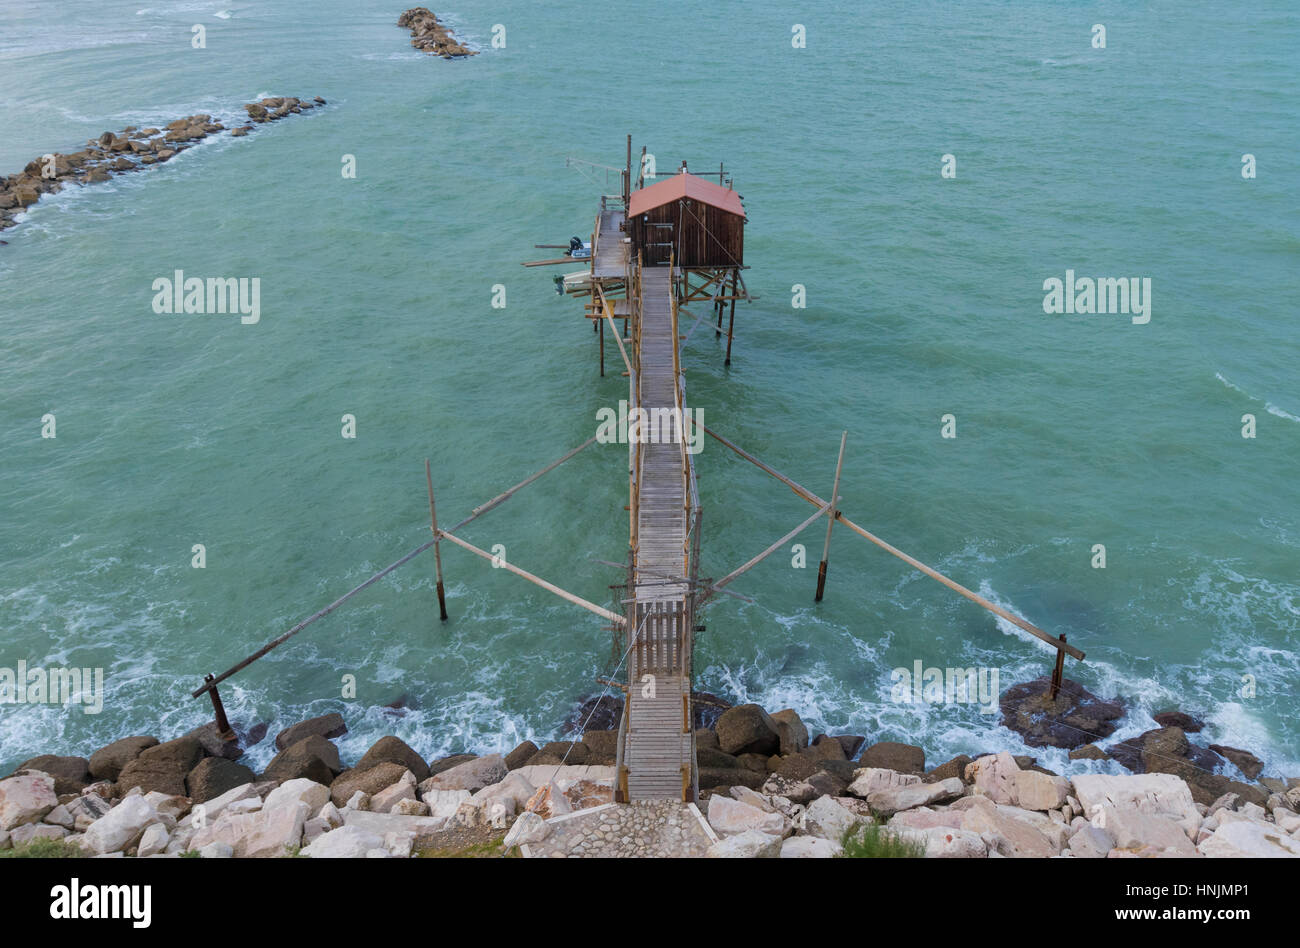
[816,431,847,602]
[688,419,1086,661]
[436,527,626,626]
[711,502,833,594]
[426,458,448,621]
[1050,634,1067,700]
[724,270,737,365]
[599,316,605,376]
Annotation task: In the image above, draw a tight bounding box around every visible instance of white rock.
[384,830,415,858]
[1071,773,1200,838]
[0,773,58,830]
[422,788,473,819]
[11,823,69,846]
[342,809,448,847]
[198,841,233,858]
[1094,805,1197,856]
[137,823,170,858]
[965,753,1021,805]
[392,798,430,816]
[82,796,160,854]
[190,800,308,858]
[264,778,331,816]
[729,787,779,813]
[302,825,386,858]
[1014,771,1071,811]
[317,801,344,828]
[65,794,113,832]
[865,778,964,817]
[225,798,262,816]
[958,797,1057,858]
[183,782,261,827]
[370,771,418,813]
[470,772,536,813]
[142,791,189,827]
[707,795,784,837]
[503,811,550,848]
[1273,809,1300,834]
[1199,820,1300,858]
[707,829,782,858]
[895,824,988,858]
[847,767,922,799]
[303,818,331,845]
[780,835,842,858]
[345,791,370,811]
[802,795,866,841]
[365,848,391,858]
[1067,824,1115,858]
[43,804,75,830]
[421,754,507,792]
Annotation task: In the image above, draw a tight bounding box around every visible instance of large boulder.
[707,829,782,858]
[191,800,309,858]
[715,704,780,757]
[526,741,589,767]
[329,762,409,809]
[1071,773,1201,836]
[858,741,925,775]
[504,742,538,770]
[115,737,203,797]
[301,824,385,858]
[420,754,506,793]
[770,709,809,756]
[184,722,243,761]
[1152,710,1204,732]
[1198,819,1300,858]
[698,767,765,791]
[88,736,158,782]
[355,736,429,781]
[1209,744,1264,780]
[274,713,346,752]
[82,795,159,854]
[957,797,1057,858]
[1108,728,1266,806]
[582,730,619,765]
[428,754,477,777]
[263,736,341,785]
[998,676,1124,749]
[707,795,784,837]
[802,795,867,841]
[186,757,255,804]
[563,694,622,733]
[264,778,331,816]
[0,773,58,829]
[804,735,847,763]
[11,755,90,795]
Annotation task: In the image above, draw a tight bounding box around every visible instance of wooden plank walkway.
[623,266,693,801]
[592,208,628,281]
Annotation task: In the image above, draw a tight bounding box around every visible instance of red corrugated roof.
[628,171,746,218]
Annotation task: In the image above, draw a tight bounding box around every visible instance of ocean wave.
[1216,371,1300,423]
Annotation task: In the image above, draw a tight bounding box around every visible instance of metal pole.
[426,459,448,621]
[816,431,848,602]
[204,674,236,741]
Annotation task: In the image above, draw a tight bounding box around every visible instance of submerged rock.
[998,676,1125,749]
[397,8,478,58]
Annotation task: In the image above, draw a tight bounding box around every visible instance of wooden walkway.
[623,266,694,801]
[592,208,628,280]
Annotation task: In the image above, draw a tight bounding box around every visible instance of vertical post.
[425,458,449,621]
[1049,635,1067,701]
[204,674,236,742]
[815,431,848,602]
[599,315,605,376]
[724,270,738,365]
[625,134,632,206]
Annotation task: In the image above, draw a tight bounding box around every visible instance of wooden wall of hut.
[629,199,744,268]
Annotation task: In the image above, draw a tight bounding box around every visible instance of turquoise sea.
[1,1,1297,778]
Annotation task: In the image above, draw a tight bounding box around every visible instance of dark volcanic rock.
[262,735,341,785]
[12,755,91,795]
[355,736,429,781]
[563,695,622,734]
[116,737,203,796]
[1110,727,1267,807]
[275,712,347,751]
[185,722,244,761]
[186,757,255,803]
[329,761,409,808]
[1153,710,1205,733]
[715,704,780,757]
[998,676,1125,749]
[504,741,538,771]
[858,741,926,775]
[89,736,158,782]
[1208,744,1264,780]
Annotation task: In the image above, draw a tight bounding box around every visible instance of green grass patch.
[0,837,88,859]
[838,822,926,859]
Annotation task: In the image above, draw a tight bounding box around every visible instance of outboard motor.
[568,235,584,256]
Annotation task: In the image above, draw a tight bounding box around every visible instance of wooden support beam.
[426,458,449,621]
[690,419,1085,661]
[711,502,833,594]
[816,431,847,603]
[453,435,599,531]
[436,528,626,627]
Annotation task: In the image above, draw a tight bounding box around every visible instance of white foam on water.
[1216,371,1300,423]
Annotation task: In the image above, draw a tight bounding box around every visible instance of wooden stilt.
[816,431,847,602]
[599,316,605,377]
[426,459,449,621]
[1050,634,1067,700]
[724,270,737,365]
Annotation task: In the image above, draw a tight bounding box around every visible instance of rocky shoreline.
[1,677,1296,858]
[0,95,325,239]
[398,8,477,58]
